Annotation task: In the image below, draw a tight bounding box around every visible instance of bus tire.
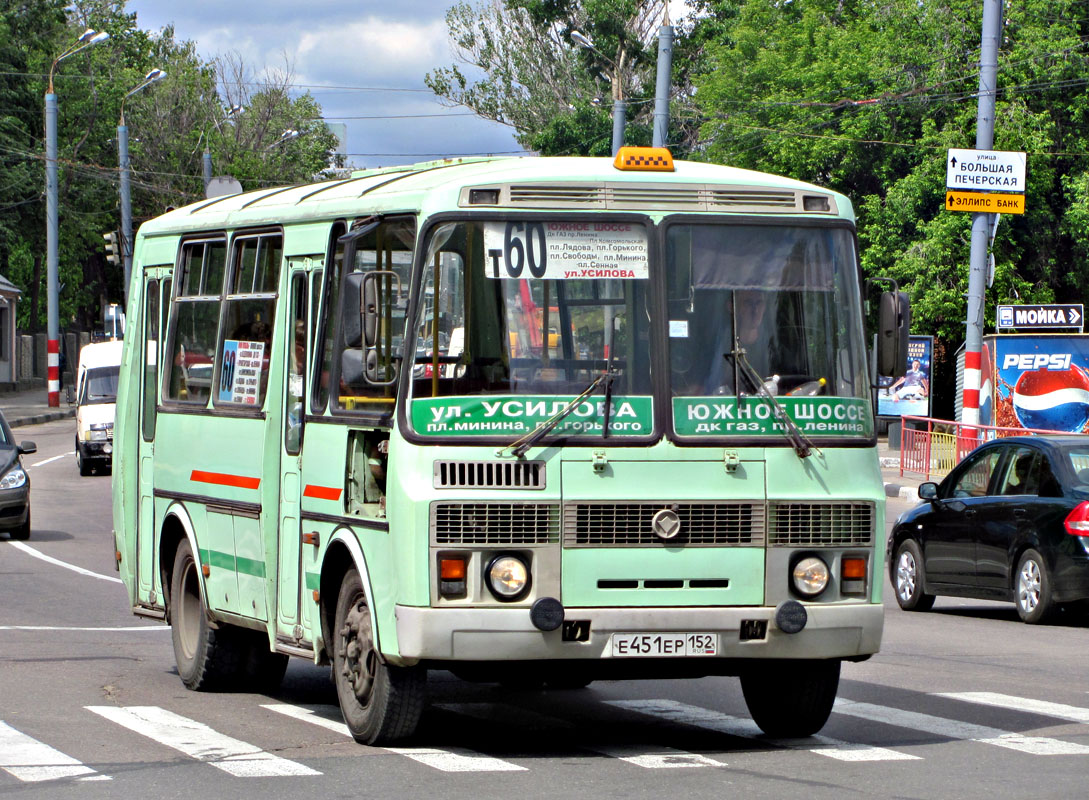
[242,632,290,693]
[740,659,840,737]
[170,539,248,690]
[333,569,425,744]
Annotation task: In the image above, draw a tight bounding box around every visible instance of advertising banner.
[877,336,933,418]
[988,335,1089,433]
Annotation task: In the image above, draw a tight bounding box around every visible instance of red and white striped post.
[47,338,60,406]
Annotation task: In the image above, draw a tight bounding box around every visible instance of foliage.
[683,0,1089,415]
[426,0,667,154]
[0,0,341,333]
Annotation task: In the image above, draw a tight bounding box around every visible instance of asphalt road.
[2,418,1089,799]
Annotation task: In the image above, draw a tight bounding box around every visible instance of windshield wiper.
[729,340,819,460]
[498,372,610,459]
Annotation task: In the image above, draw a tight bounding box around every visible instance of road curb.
[7,409,75,428]
[884,482,919,501]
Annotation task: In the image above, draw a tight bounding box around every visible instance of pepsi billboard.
[988,335,1089,433]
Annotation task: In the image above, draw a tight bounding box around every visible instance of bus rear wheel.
[333,569,425,745]
[170,539,248,690]
[740,659,840,737]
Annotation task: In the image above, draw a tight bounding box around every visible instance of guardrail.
[898,415,1078,482]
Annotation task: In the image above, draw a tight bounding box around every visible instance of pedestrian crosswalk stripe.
[261,703,526,772]
[935,692,1089,725]
[606,699,918,762]
[437,702,725,769]
[833,699,1089,755]
[86,706,320,777]
[0,721,99,782]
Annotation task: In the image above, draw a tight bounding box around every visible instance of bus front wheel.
[170,539,248,690]
[740,659,840,737]
[333,569,425,744]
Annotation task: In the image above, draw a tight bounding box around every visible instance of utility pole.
[45,29,109,407]
[652,12,673,148]
[961,0,1002,428]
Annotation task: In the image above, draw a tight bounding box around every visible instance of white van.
[75,339,123,476]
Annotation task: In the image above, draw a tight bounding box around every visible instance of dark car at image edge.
[0,409,36,540]
[889,434,1089,623]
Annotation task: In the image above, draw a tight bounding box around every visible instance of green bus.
[112,147,907,745]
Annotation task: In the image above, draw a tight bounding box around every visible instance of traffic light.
[103,231,121,267]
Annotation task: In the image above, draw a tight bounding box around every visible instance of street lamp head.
[570,30,594,49]
[88,31,110,45]
[267,128,302,149]
[77,28,97,43]
[143,68,167,83]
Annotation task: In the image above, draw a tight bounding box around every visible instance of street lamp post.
[203,104,243,189]
[118,68,167,307]
[571,31,626,155]
[45,28,109,407]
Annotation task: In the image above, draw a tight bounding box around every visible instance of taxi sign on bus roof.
[613,146,674,172]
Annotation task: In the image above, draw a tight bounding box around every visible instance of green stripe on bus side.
[198,549,267,578]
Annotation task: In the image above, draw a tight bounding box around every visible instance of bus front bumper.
[394,603,883,663]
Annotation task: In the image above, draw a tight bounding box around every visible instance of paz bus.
[112,147,908,745]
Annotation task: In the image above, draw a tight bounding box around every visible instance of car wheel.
[1015,548,1056,624]
[893,539,936,611]
[10,509,30,541]
[741,659,840,736]
[76,439,92,476]
[333,569,426,744]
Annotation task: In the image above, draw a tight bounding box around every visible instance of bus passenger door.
[137,270,169,604]
[276,264,316,639]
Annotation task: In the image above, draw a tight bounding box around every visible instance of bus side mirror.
[876,290,910,378]
[360,270,403,386]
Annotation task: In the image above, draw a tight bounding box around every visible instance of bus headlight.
[792,556,829,597]
[486,555,530,601]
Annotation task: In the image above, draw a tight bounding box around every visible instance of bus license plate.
[610,632,718,657]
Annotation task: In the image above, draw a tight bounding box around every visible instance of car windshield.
[407,219,654,440]
[82,366,120,404]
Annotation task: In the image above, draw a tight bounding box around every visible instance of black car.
[889,435,1089,624]
[0,410,35,540]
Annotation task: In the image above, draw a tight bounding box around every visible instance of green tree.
[427,0,666,154]
[682,0,1089,416]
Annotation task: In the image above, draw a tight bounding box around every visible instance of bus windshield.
[667,223,871,439]
[408,219,654,440]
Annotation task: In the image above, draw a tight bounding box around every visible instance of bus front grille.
[767,502,874,546]
[562,502,765,547]
[433,460,546,489]
[431,502,560,545]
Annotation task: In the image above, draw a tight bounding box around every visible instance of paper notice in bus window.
[669,320,688,338]
[218,339,265,405]
[482,221,649,280]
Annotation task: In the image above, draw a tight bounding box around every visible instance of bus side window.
[141,278,159,441]
[314,223,345,413]
[331,217,415,415]
[215,232,282,408]
[165,238,226,404]
[285,273,306,454]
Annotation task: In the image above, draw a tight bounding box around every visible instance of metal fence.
[898,415,1080,482]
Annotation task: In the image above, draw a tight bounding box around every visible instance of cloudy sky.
[124,0,528,169]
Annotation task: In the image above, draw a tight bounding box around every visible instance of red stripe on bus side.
[303,484,342,501]
[190,470,261,490]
